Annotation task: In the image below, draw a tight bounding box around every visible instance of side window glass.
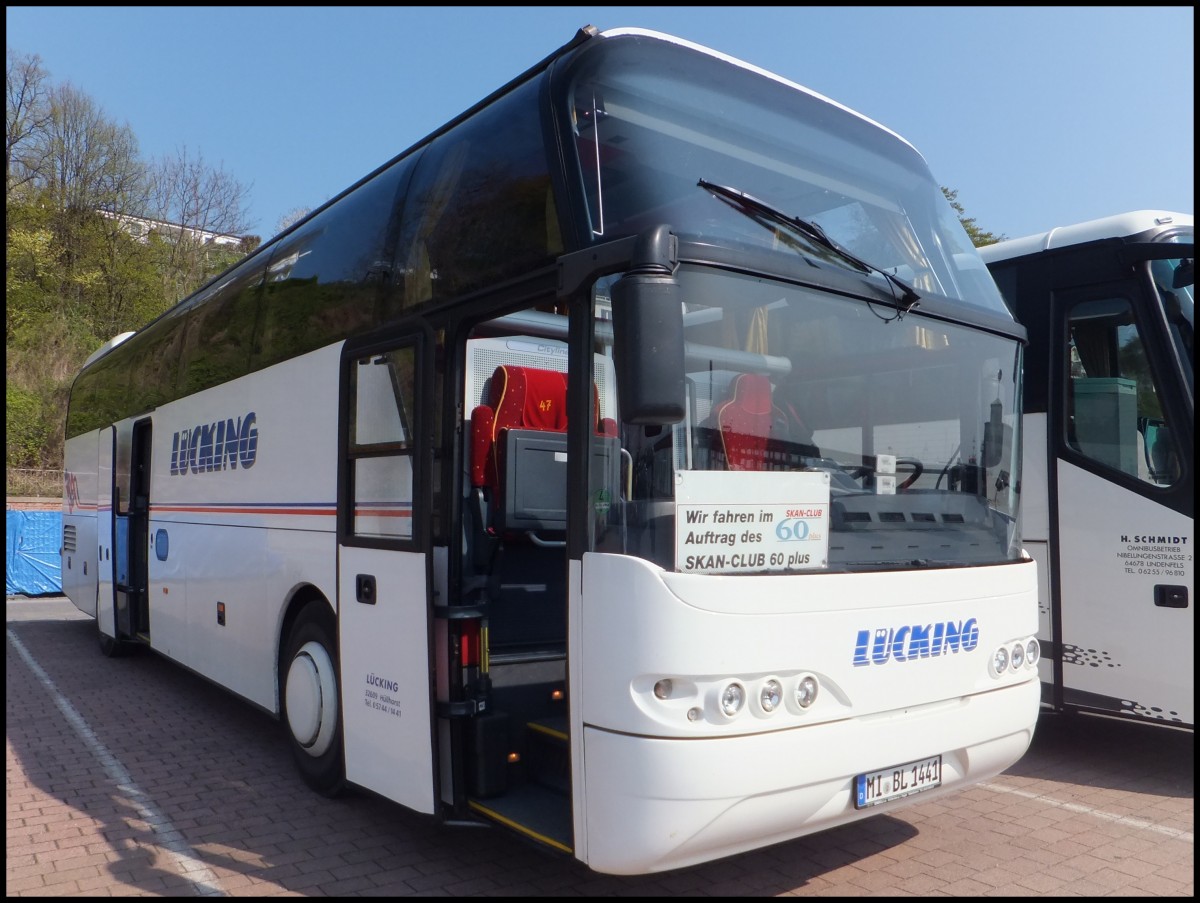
[1066,297,1179,485]
[395,78,560,309]
[177,255,268,395]
[348,344,417,541]
[253,158,411,371]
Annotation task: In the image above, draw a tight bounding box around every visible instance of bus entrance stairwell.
[463,360,574,850]
[469,364,571,655]
[459,335,622,852]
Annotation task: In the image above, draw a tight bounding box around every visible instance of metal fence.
[6,469,63,501]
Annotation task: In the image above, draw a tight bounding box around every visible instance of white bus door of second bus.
[1052,286,1194,727]
[337,338,436,814]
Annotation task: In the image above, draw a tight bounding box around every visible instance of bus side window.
[394,78,561,311]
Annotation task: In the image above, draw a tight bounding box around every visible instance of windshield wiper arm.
[697,178,920,311]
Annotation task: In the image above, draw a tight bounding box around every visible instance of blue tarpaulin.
[6,509,63,596]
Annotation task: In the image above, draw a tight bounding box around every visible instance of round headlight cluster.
[710,674,820,721]
[991,636,1040,677]
[652,673,823,724]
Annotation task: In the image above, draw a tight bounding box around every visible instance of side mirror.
[982,399,1005,468]
[611,226,685,424]
[1173,257,1194,290]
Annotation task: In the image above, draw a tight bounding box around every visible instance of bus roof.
[978,210,1194,264]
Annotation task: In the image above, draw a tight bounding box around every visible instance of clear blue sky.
[7,6,1194,243]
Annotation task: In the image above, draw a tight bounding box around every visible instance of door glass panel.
[1067,297,1179,485]
[349,345,416,540]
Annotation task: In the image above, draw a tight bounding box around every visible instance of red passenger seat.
[470,365,568,508]
[712,373,785,471]
[470,365,616,510]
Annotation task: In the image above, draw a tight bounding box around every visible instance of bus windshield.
[588,264,1024,573]
[562,32,1008,318]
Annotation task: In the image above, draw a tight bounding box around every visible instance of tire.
[280,601,346,797]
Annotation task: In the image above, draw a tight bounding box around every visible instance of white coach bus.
[980,211,1193,730]
[61,26,1040,875]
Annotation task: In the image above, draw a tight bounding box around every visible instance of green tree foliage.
[942,186,1005,248]
[6,49,257,478]
[6,383,53,470]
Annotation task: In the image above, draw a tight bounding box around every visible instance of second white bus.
[981,211,1193,730]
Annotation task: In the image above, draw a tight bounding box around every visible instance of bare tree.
[43,82,144,214]
[147,144,253,236]
[276,205,312,235]
[6,49,54,202]
[145,145,255,300]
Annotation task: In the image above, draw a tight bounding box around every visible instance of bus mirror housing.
[982,398,1005,468]
[1173,257,1193,290]
[611,226,686,425]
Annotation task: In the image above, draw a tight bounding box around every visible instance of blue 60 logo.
[775,518,810,541]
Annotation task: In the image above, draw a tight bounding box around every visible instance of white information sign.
[675,470,831,574]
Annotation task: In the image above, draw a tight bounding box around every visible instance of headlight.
[1011,642,1025,669]
[794,674,819,709]
[992,646,1009,674]
[1026,638,1040,666]
[759,679,783,713]
[720,682,745,717]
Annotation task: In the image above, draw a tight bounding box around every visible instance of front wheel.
[280,601,345,797]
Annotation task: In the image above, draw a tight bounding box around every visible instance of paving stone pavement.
[7,596,1194,896]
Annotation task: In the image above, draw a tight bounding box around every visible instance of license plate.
[855,754,942,809]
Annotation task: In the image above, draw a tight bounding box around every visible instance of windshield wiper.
[697,178,920,311]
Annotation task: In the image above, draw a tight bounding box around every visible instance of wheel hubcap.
[285,640,338,756]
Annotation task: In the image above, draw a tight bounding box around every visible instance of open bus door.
[98,418,153,654]
[96,426,119,647]
[336,327,438,813]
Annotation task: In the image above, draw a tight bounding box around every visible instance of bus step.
[468,782,572,856]
[526,714,569,795]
